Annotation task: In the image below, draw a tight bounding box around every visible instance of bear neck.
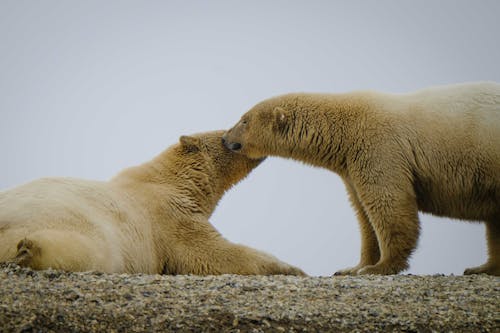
[275,94,363,174]
[113,147,223,219]
[152,149,222,218]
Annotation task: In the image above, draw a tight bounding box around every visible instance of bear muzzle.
[221,136,242,152]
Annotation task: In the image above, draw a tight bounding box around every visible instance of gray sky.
[1,1,499,276]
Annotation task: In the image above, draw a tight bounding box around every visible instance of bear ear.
[273,107,289,123]
[179,135,201,153]
[272,107,290,135]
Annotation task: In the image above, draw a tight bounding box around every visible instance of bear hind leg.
[13,230,106,272]
[464,219,500,276]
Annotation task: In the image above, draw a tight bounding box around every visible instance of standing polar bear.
[0,130,305,276]
[223,82,500,276]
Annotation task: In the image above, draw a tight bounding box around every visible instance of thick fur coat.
[223,82,500,275]
[0,130,305,276]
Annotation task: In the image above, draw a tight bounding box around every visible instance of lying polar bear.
[0,130,305,276]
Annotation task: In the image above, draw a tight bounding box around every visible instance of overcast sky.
[1,1,499,276]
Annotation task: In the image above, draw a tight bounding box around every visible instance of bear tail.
[14,238,40,268]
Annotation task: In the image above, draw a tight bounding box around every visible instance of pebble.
[0,262,498,332]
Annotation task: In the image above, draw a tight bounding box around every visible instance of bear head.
[178,130,264,193]
[222,98,292,160]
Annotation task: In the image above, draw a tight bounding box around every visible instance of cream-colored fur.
[0,130,305,276]
[223,82,500,276]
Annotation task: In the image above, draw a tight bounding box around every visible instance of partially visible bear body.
[0,130,305,276]
[223,82,500,276]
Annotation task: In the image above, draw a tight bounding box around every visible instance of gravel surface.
[0,263,498,332]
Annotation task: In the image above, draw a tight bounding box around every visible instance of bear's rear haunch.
[223,82,500,276]
[0,130,305,276]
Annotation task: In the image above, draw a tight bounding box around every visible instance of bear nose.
[227,142,242,151]
[222,134,242,151]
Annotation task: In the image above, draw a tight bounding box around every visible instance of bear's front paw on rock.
[262,260,306,276]
[356,262,407,275]
[334,265,365,276]
[273,264,307,276]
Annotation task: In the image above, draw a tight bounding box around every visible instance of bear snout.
[222,135,242,152]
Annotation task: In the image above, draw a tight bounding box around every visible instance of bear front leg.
[334,181,380,275]
[355,184,420,275]
[218,243,307,276]
[166,222,306,276]
[464,220,500,276]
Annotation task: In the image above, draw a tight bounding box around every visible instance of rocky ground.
[0,263,498,332]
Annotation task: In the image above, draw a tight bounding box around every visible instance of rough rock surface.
[1,263,498,332]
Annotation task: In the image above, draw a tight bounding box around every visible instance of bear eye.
[241,119,248,125]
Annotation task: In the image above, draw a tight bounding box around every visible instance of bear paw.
[272,264,307,276]
[15,238,37,267]
[464,263,500,276]
[356,262,406,275]
[334,264,365,276]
